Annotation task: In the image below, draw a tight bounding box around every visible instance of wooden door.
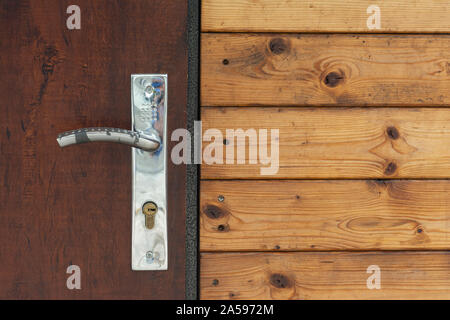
[0,0,187,299]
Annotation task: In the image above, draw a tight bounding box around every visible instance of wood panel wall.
[200,0,450,300]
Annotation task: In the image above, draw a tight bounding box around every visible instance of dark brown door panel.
[0,0,187,299]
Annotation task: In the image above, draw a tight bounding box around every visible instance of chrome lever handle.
[56,127,161,152]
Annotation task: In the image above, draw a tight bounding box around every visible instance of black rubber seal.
[185,0,200,300]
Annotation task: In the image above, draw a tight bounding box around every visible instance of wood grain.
[201,252,450,299]
[0,0,187,299]
[202,107,450,179]
[200,180,450,251]
[201,34,450,107]
[202,0,450,33]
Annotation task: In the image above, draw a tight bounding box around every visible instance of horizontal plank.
[200,180,450,251]
[201,34,450,106]
[201,107,450,179]
[202,0,450,33]
[201,252,450,299]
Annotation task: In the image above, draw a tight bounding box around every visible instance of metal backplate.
[131,74,168,270]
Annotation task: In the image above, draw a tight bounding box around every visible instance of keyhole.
[142,201,158,214]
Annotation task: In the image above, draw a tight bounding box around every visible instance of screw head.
[144,85,156,100]
[218,195,225,202]
[145,251,154,263]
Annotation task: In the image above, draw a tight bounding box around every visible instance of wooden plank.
[201,34,450,107]
[202,0,450,33]
[201,107,450,179]
[201,252,450,299]
[200,180,450,251]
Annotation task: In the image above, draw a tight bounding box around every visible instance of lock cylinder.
[142,201,158,229]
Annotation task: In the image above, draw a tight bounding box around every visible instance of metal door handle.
[56,74,168,271]
[57,127,161,152]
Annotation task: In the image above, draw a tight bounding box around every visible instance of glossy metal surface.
[57,127,160,152]
[131,74,168,270]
